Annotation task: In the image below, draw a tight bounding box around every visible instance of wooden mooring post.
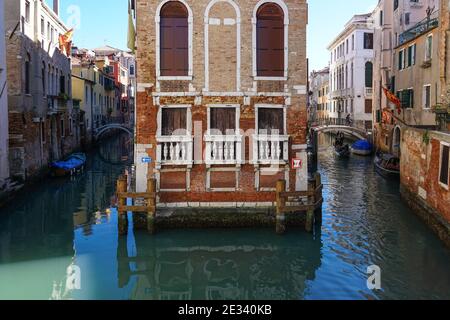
[116,175,128,236]
[147,178,157,234]
[276,180,287,234]
[116,177,157,235]
[275,173,323,234]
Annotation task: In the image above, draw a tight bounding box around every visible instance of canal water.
[0,134,449,300]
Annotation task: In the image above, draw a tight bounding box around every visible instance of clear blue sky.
[53,0,377,70]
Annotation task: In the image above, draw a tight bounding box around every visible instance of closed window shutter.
[258,108,284,134]
[210,108,236,135]
[160,2,188,76]
[257,4,284,77]
[162,108,187,136]
[440,145,450,185]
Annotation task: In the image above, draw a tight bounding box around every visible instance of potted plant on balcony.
[58,92,70,101]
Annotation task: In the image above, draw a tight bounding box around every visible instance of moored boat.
[374,153,400,179]
[351,140,373,156]
[50,153,87,177]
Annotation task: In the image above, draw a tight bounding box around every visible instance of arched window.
[160,1,189,76]
[365,62,373,88]
[256,3,284,77]
[129,64,135,76]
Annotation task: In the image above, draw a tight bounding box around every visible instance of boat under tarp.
[351,140,373,156]
[50,153,86,177]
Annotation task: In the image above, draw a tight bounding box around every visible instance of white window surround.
[155,0,194,82]
[253,104,289,166]
[423,84,431,109]
[156,104,192,138]
[206,104,241,135]
[425,34,433,62]
[204,0,241,92]
[205,104,243,166]
[252,0,289,81]
[439,141,450,190]
[254,104,287,135]
[156,104,193,168]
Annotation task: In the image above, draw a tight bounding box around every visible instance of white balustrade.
[205,135,242,165]
[157,135,193,166]
[253,135,289,164]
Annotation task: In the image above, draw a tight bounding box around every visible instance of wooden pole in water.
[147,178,157,234]
[117,175,128,235]
[276,180,286,234]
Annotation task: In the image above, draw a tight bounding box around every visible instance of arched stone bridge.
[94,123,133,140]
[313,125,370,140]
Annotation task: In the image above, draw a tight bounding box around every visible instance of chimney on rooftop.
[53,0,59,16]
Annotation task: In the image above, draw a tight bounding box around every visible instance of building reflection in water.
[117,230,323,300]
[0,134,131,299]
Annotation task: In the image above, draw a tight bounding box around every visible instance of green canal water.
[0,134,449,300]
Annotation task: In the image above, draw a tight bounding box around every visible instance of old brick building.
[4,0,80,181]
[133,0,308,209]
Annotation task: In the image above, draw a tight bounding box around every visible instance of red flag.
[383,87,402,115]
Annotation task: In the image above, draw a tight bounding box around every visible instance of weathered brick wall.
[135,0,308,201]
[401,128,450,225]
[6,31,79,180]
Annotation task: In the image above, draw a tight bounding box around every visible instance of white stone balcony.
[156,135,193,167]
[252,135,289,165]
[205,134,243,165]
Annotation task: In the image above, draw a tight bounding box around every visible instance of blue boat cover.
[352,140,373,151]
[51,154,86,170]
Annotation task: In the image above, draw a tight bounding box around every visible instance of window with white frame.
[425,34,433,62]
[423,84,431,109]
[157,0,192,80]
[253,0,289,80]
[439,142,450,188]
[161,107,188,136]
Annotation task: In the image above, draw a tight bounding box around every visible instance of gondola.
[374,153,400,179]
[50,153,87,177]
[335,144,350,157]
[334,132,350,158]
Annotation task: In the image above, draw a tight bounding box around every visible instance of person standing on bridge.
[345,114,353,127]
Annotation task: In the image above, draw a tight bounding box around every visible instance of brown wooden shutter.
[162,108,187,136]
[210,108,236,135]
[160,2,188,76]
[440,145,450,185]
[258,108,284,134]
[257,4,284,77]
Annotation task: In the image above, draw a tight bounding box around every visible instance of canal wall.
[400,127,450,248]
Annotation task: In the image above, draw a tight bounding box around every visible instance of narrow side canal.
[0,134,449,300]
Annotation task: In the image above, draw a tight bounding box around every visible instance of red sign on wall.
[291,158,303,169]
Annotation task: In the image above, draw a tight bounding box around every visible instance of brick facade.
[4,0,81,181]
[400,128,450,247]
[134,0,308,206]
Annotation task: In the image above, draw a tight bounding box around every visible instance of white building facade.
[0,0,9,185]
[328,14,374,130]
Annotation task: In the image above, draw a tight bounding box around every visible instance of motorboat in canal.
[374,153,400,179]
[50,153,87,177]
[351,140,373,156]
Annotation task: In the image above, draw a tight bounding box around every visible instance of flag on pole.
[59,29,74,56]
[127,1,136,53]
[382,87,402,114]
